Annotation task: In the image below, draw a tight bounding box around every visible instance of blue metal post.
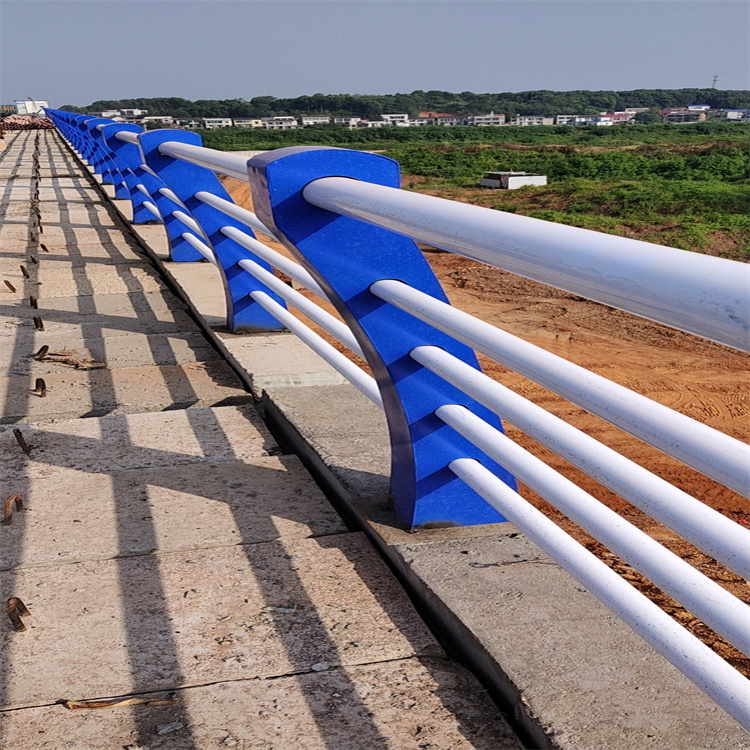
[84,118,130,198]
[248,146,516,529]
[81,118,116,184]
[139,130,286,331]
[99,123,166,224]
[75,116,99,162]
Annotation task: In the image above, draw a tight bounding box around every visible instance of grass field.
[205,123,749,260]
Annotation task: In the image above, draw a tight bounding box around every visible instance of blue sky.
[1,0,747,107]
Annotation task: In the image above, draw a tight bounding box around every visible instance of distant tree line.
[60,88,750,119]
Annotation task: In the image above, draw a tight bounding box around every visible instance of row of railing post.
[45,108,516,528]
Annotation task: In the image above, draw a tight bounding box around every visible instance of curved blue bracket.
[76,117,100,163]
[83,118,126,195]
[139,129,286,332]
[248,146,515,529]
[99,123,159,224]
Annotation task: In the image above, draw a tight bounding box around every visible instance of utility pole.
[711,75,720,88]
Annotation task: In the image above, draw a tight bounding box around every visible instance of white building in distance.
[201,117,233,129]
[480,171,547,189]
[381,114,410,126]
[14,100,48,115]
[469,112,506,126]
[300,115,331,126]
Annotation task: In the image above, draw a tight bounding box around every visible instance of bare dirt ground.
[222,177,750,675]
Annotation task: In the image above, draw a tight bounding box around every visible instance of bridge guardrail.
[44,108,750,729]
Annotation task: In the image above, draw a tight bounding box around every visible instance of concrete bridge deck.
[1,129,746,750]
[0,130,523,750]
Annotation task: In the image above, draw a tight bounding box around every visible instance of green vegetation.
[383,140,749,184]
[62,87,750,118]
[200,123,748,261]
[60,87,748,260]
[389,138,749,260]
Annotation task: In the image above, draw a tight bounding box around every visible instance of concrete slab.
[0,238,145,261]
[0,657,523,750]
[261,383,391,503]
[161,260,226,326]
[0,262,166,299]
[0,290,195,337]
[217,332,349,397]
[395,534,750,749]
[0,331,221,377]
[2,202,116,224]
[0,223,143,248]
[0,455,346,569]
[0,359,251,423]
[1,404,276,480]
[131,223,171,258]
[0,534,441,709]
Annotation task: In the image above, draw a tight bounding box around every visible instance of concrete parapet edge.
[77,146,749,750]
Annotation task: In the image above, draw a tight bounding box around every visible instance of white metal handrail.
[172,209,207,239]
[142,201,161,219]
[249,291,382,407]
[158,140,251,181]
[238,257,364,357]
[303,176,750,353]
[220,225,328,298]
[195,190,274,239]
[114,130,139,145]
[181,232,217,266]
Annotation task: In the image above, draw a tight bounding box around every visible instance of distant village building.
[722,109,750,121]
[413,112,466,126]
[200,117,234,129]
[660,108,707,124]
[509,115,554,127]
[333,116,361,128]
[575,115,615,126]
[480,171,547,189]
[469,112,506,126]
[436,115,466,126]
[261,116,298,130]
[300,115,331,126]
[141,115,175,126]
[381,114,410,126]
[120,109,148,121]
[232,118,265,129]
